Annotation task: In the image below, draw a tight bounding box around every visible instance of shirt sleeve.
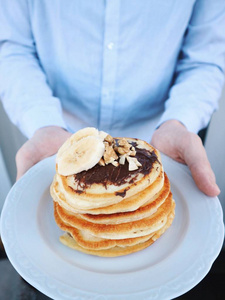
[0,0,67,138]
[158,0,225,133]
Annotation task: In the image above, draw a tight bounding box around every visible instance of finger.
[183,136,220,197]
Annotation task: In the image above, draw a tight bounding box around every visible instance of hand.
[151,120,220,197]
[16,126,72,180]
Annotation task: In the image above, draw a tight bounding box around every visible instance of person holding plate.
[0,0,225,198]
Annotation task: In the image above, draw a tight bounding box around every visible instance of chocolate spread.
[73,143,159,189]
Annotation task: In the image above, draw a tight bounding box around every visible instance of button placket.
[99,0,120,131]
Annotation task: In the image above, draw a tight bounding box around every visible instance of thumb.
[183,135,220,197]
[15,126,72,181]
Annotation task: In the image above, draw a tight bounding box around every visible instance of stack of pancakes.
[50,128,175,257]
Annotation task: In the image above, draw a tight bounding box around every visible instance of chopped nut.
[129,147,136,156]
[117,138,130,148]
[114,146,129,155]
[104,134,114,144]
[127,156,142,171]
[98,158,105,166]
[136,143,145,149]
[127,157,138,171]
[119,154,126,165]
[136,159,142,167]
[111,161,119,167]
[99,136,142,169]
[104,143,118,164]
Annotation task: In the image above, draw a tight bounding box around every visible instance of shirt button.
[107,42,114,50]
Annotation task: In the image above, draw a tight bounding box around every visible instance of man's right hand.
[16,126,72,180]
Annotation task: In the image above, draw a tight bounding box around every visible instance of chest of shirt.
[29,0,195,93]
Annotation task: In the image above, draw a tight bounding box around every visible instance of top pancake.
[51,138,163,211]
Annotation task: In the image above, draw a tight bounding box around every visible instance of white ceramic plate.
[1,154,224,300]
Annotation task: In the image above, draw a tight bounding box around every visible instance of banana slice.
[56,136,76,164]
[99,130,108,140]
[72,127,107,142]
[57,136,105,176]
[71,127,99,142]
[56,127,107,164]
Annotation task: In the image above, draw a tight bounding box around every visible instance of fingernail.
[214,184,220,195]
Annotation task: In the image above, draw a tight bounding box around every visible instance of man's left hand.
[151,120,220,197]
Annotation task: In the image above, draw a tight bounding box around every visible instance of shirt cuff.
[20,104,68,138]
[157,107,205,134]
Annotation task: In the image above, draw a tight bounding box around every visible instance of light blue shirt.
[0,0,225,138]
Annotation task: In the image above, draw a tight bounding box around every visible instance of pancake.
[79,176,170,224]
[55,195,173,239]
[50,169,166,215]
[59,206,175,257]
[50,129,175,257]
[55,210,156,250]
[60,233,156,257]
